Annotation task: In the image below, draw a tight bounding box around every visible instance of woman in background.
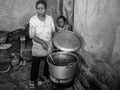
[56,15,72,32]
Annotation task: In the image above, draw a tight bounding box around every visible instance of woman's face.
[57,18,65,28]
[36,3,46,17]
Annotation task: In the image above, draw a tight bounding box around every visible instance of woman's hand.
[41,41,48,50]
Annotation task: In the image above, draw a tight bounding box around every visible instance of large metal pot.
[47,31,81,83]
[47,52,79,83]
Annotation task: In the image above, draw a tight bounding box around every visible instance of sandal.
[29,81,36,89]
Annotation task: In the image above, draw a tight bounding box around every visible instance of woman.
[29,0,55,89]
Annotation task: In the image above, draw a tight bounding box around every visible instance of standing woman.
[29,0,55,89]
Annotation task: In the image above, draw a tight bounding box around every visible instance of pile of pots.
[47,31,82,84]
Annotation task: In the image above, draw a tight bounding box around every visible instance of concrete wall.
[0,0,58,31]
[0,0,73,31]
[74,0,120,89]
[0,0,35,31]
[74,0,120,61]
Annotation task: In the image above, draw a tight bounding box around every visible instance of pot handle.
[51,48,60,53]
[66,62,75,68]
[68,62,74,66]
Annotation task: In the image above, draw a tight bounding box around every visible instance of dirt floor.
[0,55,73,90]
[0,39,53,90]
[0,61,55,90]
[0,38,73,90]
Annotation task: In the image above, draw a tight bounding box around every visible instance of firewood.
[80,64,110,90]
[74,77,85,90]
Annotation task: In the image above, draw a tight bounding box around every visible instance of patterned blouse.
[29,15,55,57]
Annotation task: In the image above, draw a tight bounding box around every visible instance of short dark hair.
[35,0,47,9]
[57,16,67,22]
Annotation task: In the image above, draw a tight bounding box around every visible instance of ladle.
[49,53,55,65]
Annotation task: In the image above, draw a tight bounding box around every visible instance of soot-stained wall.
[74,0,120,61]
[74,0,120,89]
[0,0,58,31]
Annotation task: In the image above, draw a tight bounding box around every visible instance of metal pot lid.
[53,31,81,52]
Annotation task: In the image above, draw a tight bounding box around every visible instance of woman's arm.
[29,22,48,50]
[32,36,48,50]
